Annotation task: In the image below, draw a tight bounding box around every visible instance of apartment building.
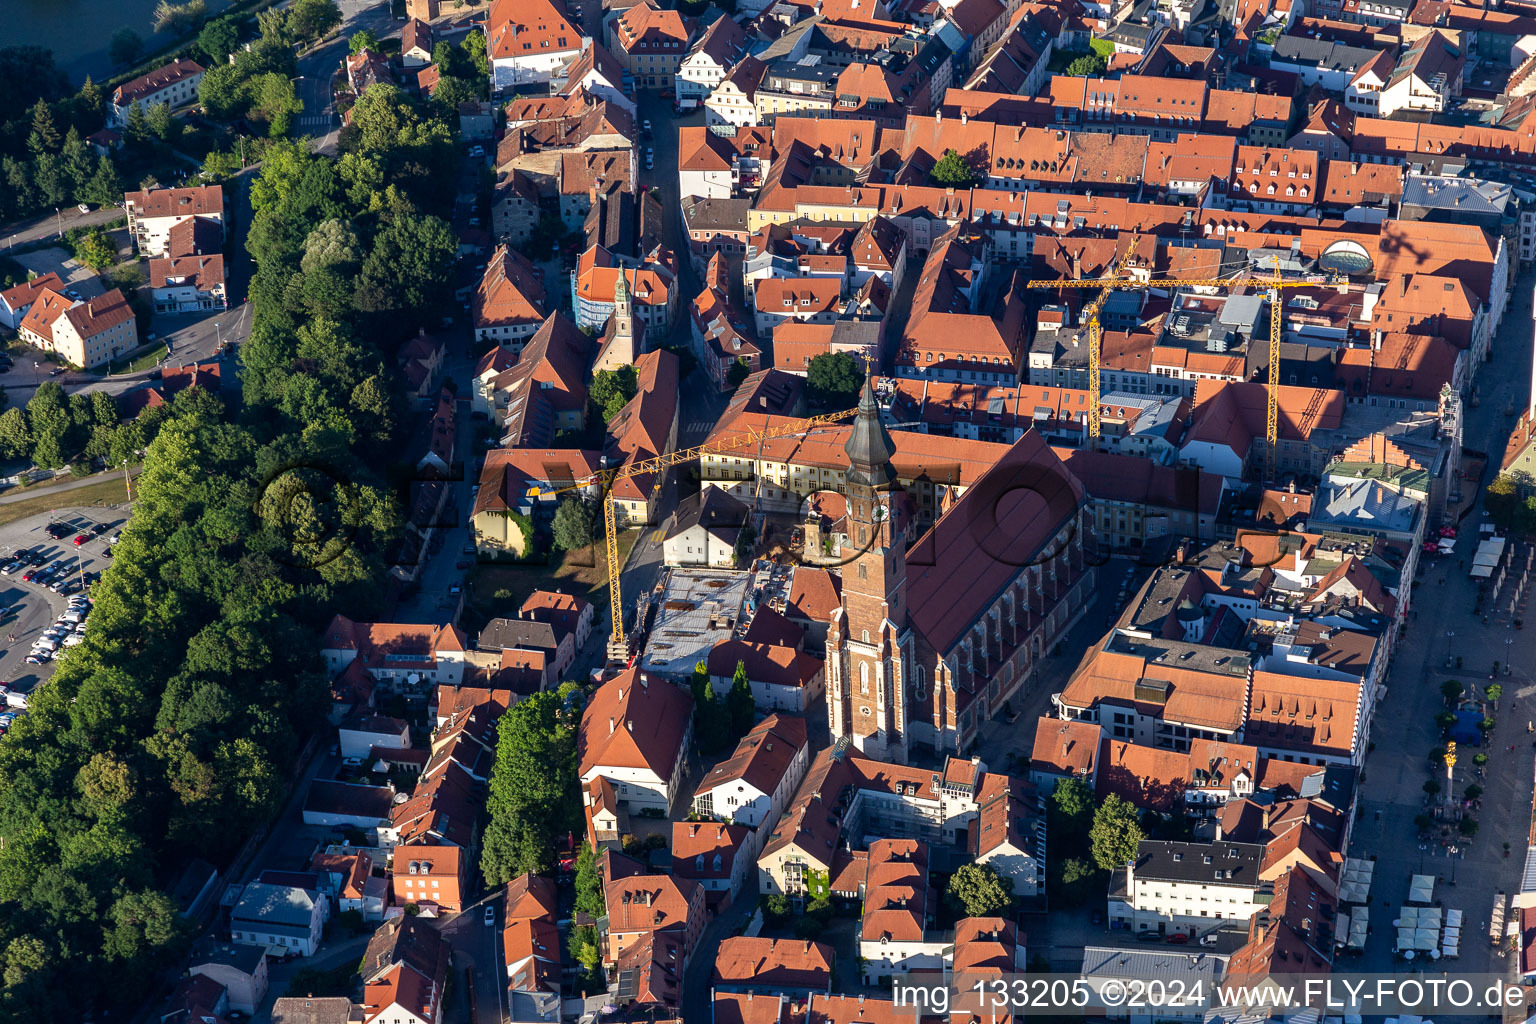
[123,185,225,258]
[1109,840,1268,936]
[17,288,137,369]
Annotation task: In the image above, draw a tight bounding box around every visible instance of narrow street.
[294,0,401,154]
[1348,271,1536,975]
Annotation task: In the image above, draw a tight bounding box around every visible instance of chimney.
[935,109,943,123]
[627,719,634,732]
[609,717,616,734]
[960,111,968,124]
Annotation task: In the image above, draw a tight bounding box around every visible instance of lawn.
[1090,37,1116,57]
[106,346,165,376]
[463,529,641,630]
[0,476,132,530]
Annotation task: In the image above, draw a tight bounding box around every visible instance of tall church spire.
[845,371,897,490]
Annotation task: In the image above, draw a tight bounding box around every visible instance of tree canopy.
[481,691,580,885]
[929,148,979,188]
[805,351,862,410]
[0,57,468,1024]
[946,862,1015,918]
[591,366,639,423]
[1066,52,1108,77]
[1089,794,1146,872]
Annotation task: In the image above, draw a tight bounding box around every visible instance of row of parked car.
[0,709,22,737]
[1,550,96,596]
[26,595,90,665]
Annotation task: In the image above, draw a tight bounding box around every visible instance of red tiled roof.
[578,667,692,778]
[113,59,204,105]
[487,0,580,60]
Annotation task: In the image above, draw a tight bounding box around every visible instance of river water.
[13,0,236,87]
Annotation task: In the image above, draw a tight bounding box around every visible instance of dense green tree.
[0,409,30,459]
[726,357,751,390]
[246,73,303,137]
[200,150,243,184]
[33,153,70,207]
[29,99,60,154]
[196,16,241,64]
[61,128,94,198]
[0,47,68,117]
[77,75,104,123]
[123,102,152,151]
[462,30,490,79]
[1089,794,1145,872]
[805,351,861,409]
[573,842,605,918]
[349,28,380,54]
[481,692,579,884]
[73,230,116,271]
[591,366,638,422]
[109,28,145,67]
[144,102,179,143]
[27,382,73,468]
[353,210,456,319]
[79,155,125,208]
[946,862,1015,918]
[728,660,754,736]
[929,147,978,188]
[197,63,246,120]
[1067,53,1107,76]
[287,0,342,39]
[552,497,597,553]
[1059,857,1096,888]
[256,7,291,45]
[3,157,37,215]
[1052,776,1096,829]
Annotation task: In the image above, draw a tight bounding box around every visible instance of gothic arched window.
[859,663,869,694]
[858,563,867,579]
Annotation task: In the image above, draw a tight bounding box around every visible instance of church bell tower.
[826,373,910,762]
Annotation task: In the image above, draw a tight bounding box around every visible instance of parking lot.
[0,503,126,710]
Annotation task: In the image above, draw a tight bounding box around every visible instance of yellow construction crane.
[526,404,861,648]
[1021,235,1140,446]
[1026,254,1338,480]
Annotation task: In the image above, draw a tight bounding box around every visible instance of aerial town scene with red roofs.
[10,0,1536,1017]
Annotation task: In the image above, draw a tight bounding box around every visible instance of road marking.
[651,529,664,543]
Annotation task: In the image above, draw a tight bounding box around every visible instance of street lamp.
[54,208,62,239]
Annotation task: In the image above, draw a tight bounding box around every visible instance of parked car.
[20,572,35,584]
[24,655,45,665]
[455,559,472,570]
[72,535,88,546]
[484,907,495,927]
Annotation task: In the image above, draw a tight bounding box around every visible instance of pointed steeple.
[845,371,897,489]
